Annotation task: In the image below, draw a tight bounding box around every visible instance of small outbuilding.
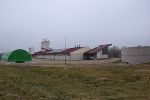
[1,49,32,63]
[84,44,112,60]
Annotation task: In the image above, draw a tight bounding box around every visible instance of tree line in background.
[108,46,121,58]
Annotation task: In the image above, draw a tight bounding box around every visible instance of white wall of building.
[36,55,45,59]
[121,46,150,64]
[44,55,54,60]
[54,55,70,61]
[70,47,91,60]
[97,50,108,59]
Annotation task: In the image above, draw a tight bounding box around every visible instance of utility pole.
[64,34,69,73]
[65,34,67,65]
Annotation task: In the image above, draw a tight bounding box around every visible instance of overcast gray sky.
[0,0,150,52]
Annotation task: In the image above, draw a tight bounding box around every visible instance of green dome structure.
[1,49,32,63]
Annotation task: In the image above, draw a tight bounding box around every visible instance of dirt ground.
[0,58,123,67]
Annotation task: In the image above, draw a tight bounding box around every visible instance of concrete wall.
[70,54,83,60]
[121,46,150,64]
[36,54,70,61]
[36,55,45,59]
[45,55,54,60]
[71,47,91,60]
[54,55,70,61]
[97,51,108,59]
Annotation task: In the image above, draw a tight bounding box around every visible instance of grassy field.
[0,60,150,100]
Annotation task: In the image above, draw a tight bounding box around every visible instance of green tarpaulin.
[1,49,32,63]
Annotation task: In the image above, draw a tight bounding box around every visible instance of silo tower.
[41,38,50,51]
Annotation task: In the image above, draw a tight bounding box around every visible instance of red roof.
[61,47,83,54]
[85,44,112,54]
[34,47,82,55]
[34,49,52,55]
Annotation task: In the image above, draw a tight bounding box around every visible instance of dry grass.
[0,59,150,100]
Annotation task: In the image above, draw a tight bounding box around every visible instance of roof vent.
[75,44,81,48]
